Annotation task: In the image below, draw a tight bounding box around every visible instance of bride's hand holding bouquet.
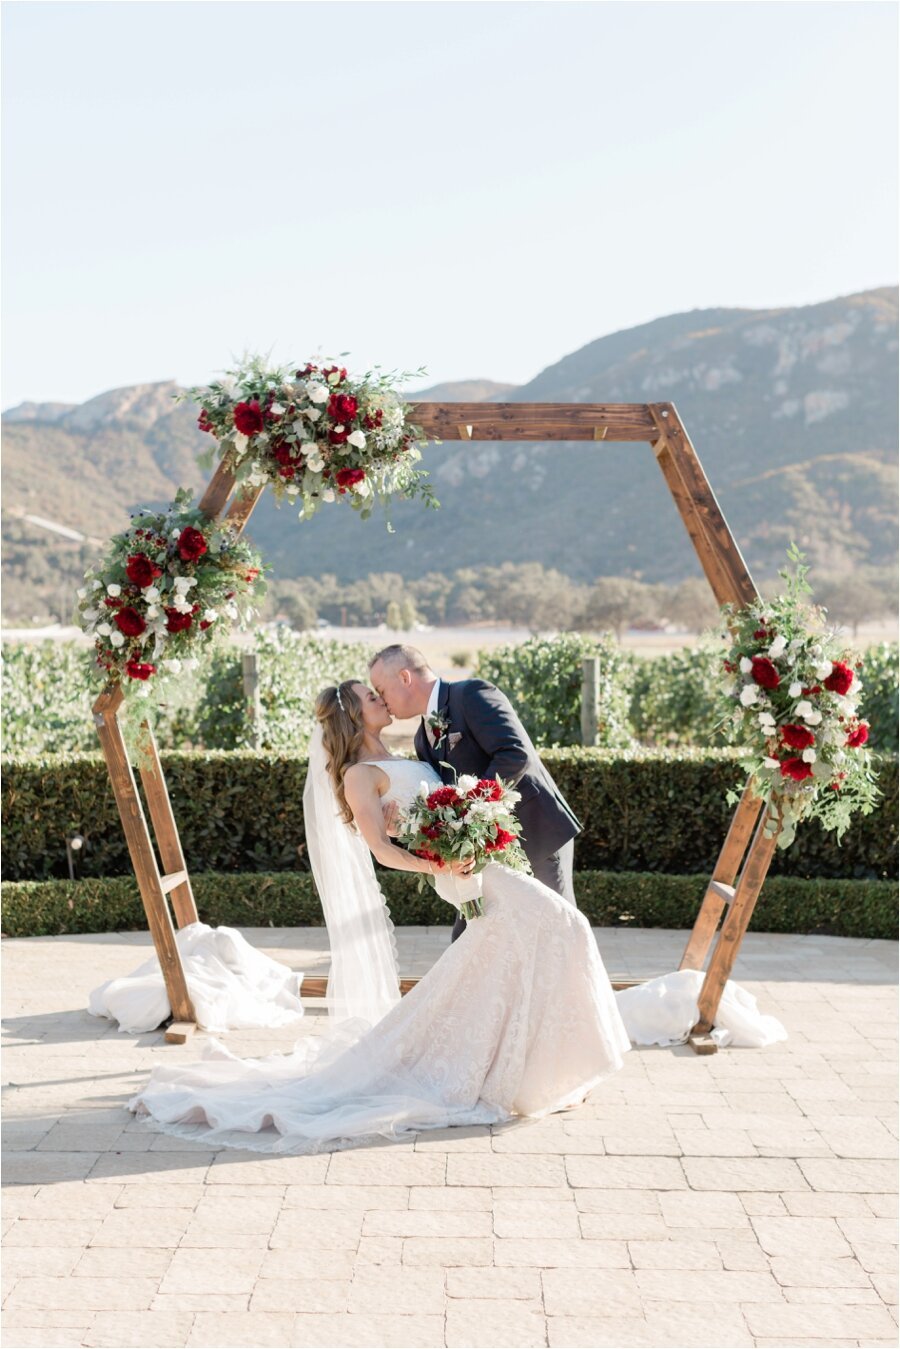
[397,776,531,920]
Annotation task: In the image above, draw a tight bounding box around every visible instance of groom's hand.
[382,800,400,836]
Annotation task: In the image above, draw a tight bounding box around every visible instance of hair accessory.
[335,686,345,712]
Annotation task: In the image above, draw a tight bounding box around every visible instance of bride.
[128,679,632,1152]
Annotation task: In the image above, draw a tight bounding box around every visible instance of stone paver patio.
[2,926,897,1349]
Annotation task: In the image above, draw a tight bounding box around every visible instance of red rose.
[335,467,366,490]
[177,526,208,562]
[824,661,854,696]
[780,757,814,782]
[125,553,162,588]
[233,400,264,436]
[753,628,769,639]
[125,659,156,681]
[114,606,146,637]
[329,426,349,446]
[751,656,780,690]
[780,724,815,750]
[414,847,443,866]
[322,365,348,381]
[165,608,193,633]
[846,723,870,748]
[199,619,212,631]
[469,779,503,801]
[244,568,260,582]
[327,392,358,423]
[197,409,216,435]
[486,827,517,852]
[421,824,443,840]
[426,786,461,810]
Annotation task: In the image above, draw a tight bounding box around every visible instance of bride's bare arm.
[343,766,436,876]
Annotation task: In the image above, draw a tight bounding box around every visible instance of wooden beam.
[138,724,199,931]
[408,403,658,442]
[679,783,764,973]
[91,702,195,1025]
[648,404,758,607]
[198,460,236,518]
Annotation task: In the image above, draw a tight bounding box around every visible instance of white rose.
[347,429,366,450]
[306,382,329,404]
[106,583,121,597]
[90,579,103,590]
[758,713,775,728]
[794,699,813,719]
[82,608,99,622]
[96,622,111,637]
[173,595,192,614]
[789,681,802,698]
[804,710,823,726]
[144,586,160,602]
[162,659,182,674]
[202,609,218,624]
[109,631,125,648]
[814,660,833,680]
[286,485,300,495]
[301,442,318,457]
[763,756,781,769]
[740,685,759,706]
[145,606,159,619]
[322,488,335,504]
[739,657,753,674]
[77,587,87,599]
[174,576,197,591]
[457,775,479,793]
[801,747,817,763]
[171,528,180,538]
[354,477,372,497]
[305,407,322,422]
[183,658,200,672]
[768,635,787,658]
[292,419,306,435]
[233,431,249,455]
[270,402,285,416]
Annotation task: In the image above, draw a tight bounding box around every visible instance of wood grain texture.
[692,806,780,1039]
[679,783,764,973]
[92,705,195,1024]
[407,402,658,441]
[198,459,237,518]
[138,724,199,930]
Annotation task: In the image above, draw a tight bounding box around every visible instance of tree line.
[263,562,899,637]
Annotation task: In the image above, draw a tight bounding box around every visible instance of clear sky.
[2,0,897,409]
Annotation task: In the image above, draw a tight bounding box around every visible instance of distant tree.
[399,596,419,629]
[664,577,722,632]
[385,599,403,630]
[577,578,658,638]
[815,575,891,637]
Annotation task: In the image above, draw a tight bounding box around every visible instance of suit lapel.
[437,681,454,782]
[415,717,439,770]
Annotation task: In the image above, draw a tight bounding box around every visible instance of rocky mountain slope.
[2,287,896,619]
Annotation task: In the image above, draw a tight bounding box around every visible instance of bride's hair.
[314,681,365,826]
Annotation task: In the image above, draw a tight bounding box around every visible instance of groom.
[368,644,582,940]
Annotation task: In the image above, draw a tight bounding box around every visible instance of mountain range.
[2,286,896,621]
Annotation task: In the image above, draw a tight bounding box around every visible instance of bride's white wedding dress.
[128,758,632,1153]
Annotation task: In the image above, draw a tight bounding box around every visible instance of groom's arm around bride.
[369,645,582,932]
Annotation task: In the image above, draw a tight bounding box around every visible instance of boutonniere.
[427,710,451,746]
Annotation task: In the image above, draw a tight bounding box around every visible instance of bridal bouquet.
[181,355,437,524]
[397,777,531,920]
[719,547,880,849]
[76,488,264,698]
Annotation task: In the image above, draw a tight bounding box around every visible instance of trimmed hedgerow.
[1,870,895,941]
[2,747,896,883]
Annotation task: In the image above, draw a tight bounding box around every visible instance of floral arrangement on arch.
[181,356,437,524]
[76,489,264,698]
[719,547,880,848]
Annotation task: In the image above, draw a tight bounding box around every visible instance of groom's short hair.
[369,644,432,675]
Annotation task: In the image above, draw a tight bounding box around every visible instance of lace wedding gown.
[128,758,632,1153]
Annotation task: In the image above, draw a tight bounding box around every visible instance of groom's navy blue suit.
[413,678,581,940]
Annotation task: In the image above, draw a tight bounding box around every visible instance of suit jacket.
[413,678,581,865]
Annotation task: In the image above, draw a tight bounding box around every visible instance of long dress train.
[128,758,631,1153]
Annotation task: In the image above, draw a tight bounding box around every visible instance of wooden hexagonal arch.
[92,401,776,1052]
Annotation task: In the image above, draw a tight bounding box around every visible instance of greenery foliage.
[3,747,895,883]
[474,633,632,748]
[3,869,895,941]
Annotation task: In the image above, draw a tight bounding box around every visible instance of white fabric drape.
[303,725,401,1026]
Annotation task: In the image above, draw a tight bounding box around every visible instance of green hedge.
[3,748,896,883]
[2,870,896,941]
